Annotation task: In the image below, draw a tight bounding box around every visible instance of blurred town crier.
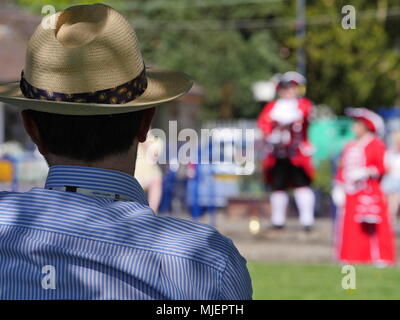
[257,71,315,232]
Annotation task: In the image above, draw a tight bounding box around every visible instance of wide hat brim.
[0,68,193,115]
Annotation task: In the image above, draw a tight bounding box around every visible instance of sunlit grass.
[248,262,400,300]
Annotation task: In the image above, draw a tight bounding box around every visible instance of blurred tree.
[138,26,286,119]
[279,0,400,113]
[122,0,289,119]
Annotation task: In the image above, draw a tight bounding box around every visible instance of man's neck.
[45,145,138,176]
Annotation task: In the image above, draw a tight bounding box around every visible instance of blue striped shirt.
[0,165,252,300]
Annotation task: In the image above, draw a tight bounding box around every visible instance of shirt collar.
[44,165,148,205]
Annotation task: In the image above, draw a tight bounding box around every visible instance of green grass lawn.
[248,262,400,300]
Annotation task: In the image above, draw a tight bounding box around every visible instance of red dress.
[257,97,314,184]
[335,134,396,265]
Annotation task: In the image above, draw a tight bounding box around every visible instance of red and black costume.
[256,71,315,230]
[257,97,314,190]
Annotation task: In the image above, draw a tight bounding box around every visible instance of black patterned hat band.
[20,67,148,105]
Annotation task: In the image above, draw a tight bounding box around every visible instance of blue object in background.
[158,168,177,214]
[186,163,217,220]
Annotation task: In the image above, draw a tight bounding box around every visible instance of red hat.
[346,108,384,136]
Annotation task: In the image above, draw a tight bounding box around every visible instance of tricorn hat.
[276,71,306,90]
[0,3,193,115]
[346,107,385,136]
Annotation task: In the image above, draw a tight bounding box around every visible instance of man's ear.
[21,110,48,155]
[137,107,155,143]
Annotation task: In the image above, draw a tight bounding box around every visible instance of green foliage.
[139,28,287,118]
[123,0,289,119]
[281,0,400,113]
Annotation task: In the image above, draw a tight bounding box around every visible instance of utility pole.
[296,0,306,77]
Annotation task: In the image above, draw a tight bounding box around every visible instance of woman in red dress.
[333,108,396,266]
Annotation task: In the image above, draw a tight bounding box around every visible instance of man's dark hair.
[27,110,144,161]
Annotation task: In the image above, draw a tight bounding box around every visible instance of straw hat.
[0,3,193,115]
